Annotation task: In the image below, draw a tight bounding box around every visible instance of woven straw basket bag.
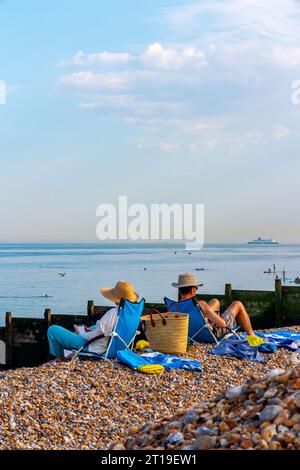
[142,309,189,355]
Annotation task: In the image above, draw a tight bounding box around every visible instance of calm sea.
[0,242,300,325]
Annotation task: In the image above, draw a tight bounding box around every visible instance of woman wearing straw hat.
[47,281,139,362]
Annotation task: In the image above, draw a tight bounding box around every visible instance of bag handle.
[166,301,179,315]
[150,309,167,327]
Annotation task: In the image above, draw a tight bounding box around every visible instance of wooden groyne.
[1,280,300,369]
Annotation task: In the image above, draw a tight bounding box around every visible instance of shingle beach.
[0,327,299,450]
[116,366,300,450]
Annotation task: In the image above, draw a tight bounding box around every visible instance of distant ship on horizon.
[248,237,279,245]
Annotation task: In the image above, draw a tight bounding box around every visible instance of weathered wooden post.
[44,309,52,362]
[44,308,52,330]
[275,279,283,326]
[87,300,94,318]
[225,283,232,307]
[5,312,13,369]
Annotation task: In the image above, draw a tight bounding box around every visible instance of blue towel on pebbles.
[141,352,202,371]
[209,340,268,363]
[240,331,300,352]
[258,343,277,354]
[117,350,202,372]
[117,350,154,370]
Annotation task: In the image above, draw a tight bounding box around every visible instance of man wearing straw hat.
[172,273,255,337]
[47,281,139,362]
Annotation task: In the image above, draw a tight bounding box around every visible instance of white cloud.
[273,125,290,139]
[134,138,181,153]
[60,42,207,71]
[59,50,131,67]
[158,141,181,153]
[79,96,186,117]
[60,71,128,91]
[271,46,300,68]
[60,70,156,92]
[167,0,300,41]
[141,42,207,70]
[167,0,300,69]
[57,1,300,158]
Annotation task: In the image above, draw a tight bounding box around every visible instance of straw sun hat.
[100,280,139,303]
[172,273,203,289]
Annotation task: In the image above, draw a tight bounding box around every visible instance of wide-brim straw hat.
[100,280,139,303]
[172,273,203,289]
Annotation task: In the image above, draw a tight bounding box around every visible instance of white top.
[79,307,118,355]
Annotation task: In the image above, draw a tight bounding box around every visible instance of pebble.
[112,443,126,450]
[268,368,286,379]
[116,364,300,450]
[277,425,289,433]
[259,405,283,423]
[261,425,276,440]
[196,426,218,436]
[225,385,244,400]
[165,432,185,446]
[0,326,300,450]
[219,438,229,448]
[183,410,199,424]
[166,421,181,431]
[194,435,216,450]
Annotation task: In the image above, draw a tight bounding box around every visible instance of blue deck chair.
[68,298,145,362]
[164,297,240,345]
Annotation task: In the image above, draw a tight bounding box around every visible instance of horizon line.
[0,240,297,245]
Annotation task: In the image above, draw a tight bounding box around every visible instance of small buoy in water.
[144,267,147,271]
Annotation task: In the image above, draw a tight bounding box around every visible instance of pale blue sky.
[0,0,300,242]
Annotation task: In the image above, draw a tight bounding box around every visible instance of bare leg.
[199,300,227,329]
[227,301,254,335]
[208,298,221,313]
